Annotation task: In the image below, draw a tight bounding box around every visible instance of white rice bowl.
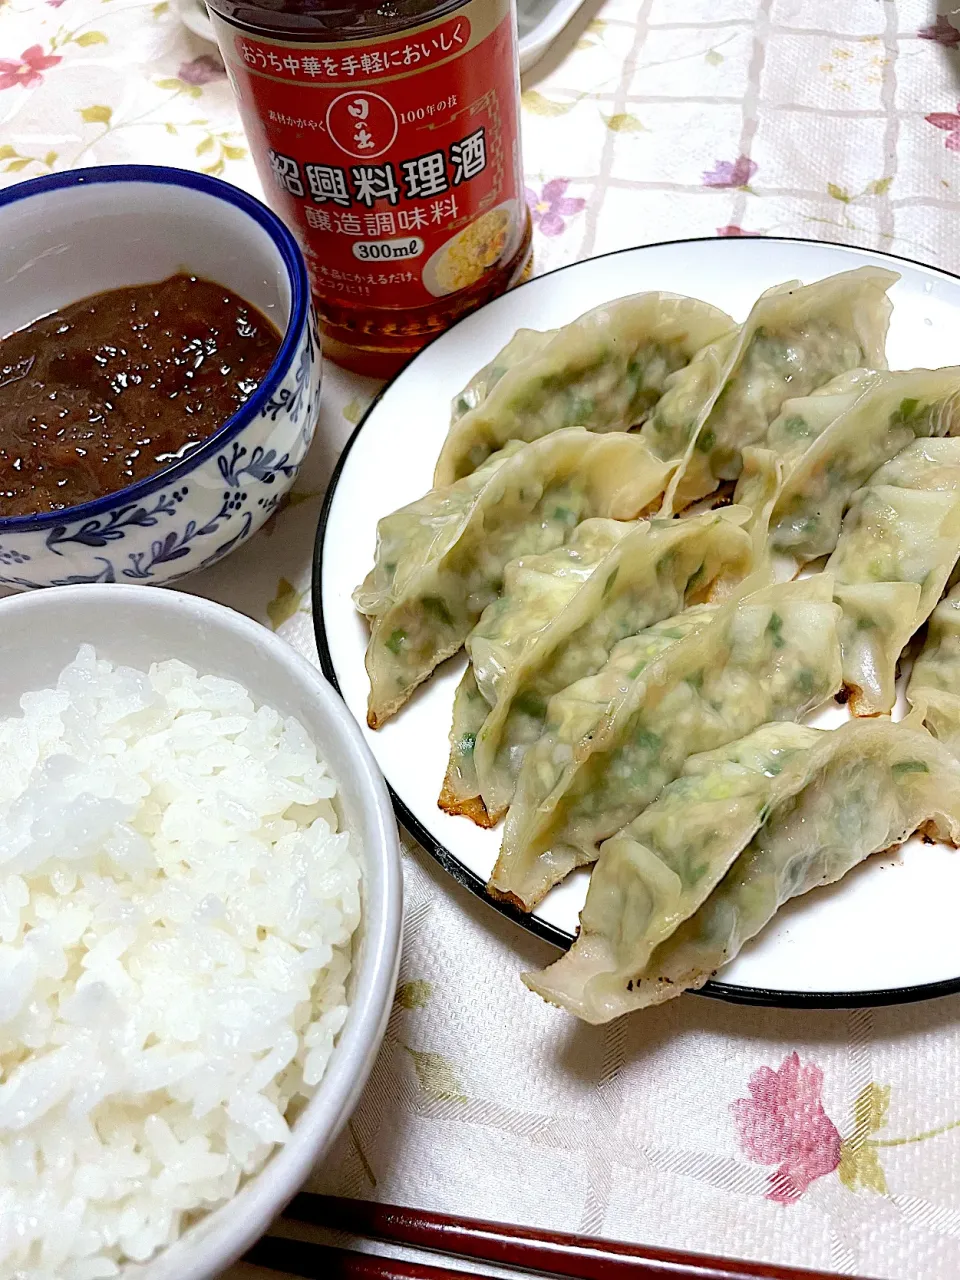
[0,645,362,1279]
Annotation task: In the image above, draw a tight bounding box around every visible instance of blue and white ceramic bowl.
[0,166,320,588]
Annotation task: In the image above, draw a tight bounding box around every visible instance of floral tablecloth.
[5,0,960,1276]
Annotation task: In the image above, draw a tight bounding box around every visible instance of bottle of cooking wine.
[206,0,533,376]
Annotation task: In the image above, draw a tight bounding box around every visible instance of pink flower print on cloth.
[703,156,757,189]
[178,55,226,85]
[918,15,960,48]
[927,104,960,152]
[525,179,586,237]
[732,1052,841,1203]
[0,45,61,91]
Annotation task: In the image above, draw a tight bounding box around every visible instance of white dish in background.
[518,0,591,71]
[316,236,960,1008]
[0,585,402,1280]
[176,0,216,44]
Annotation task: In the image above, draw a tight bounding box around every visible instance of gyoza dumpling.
[642,267,897,512]
[524,720,822,1021]
[442,603,717,827]
[470,517,633,710]
[440,517,632,825]
[907,584,960,756]
[441,508,754,824]
[526,719,960,1023]
[434,293,735,485]
[762,367,876,465]
[490,575,842,910]
[450,328,556,423]
[826,437,960,714]
[762,367,960,575]
[356,429,673,728]
[729,372,875,573]
[441,517,632,825]
[728,446,784,567]
[441,667,500,827]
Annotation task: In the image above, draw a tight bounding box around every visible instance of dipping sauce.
[0,273,282,516]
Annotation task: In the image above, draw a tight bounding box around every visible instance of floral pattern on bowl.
[0,322,320,588]
[0,165,320,589]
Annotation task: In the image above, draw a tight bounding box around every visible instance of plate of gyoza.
[316,236,960,1018]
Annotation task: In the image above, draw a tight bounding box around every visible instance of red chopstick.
[267,1194,870,1280]
[245,1237,486,1279]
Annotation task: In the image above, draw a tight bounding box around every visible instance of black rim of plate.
[313,234,960,1011]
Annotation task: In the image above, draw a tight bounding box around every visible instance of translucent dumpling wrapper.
[729,445,784,569]
[641,267,897,513]
[442,604,717,828]
[490,575,842,910]
[760,367,960,576]
[440,507,755,825]
[524,720,823,1020]
[907,583,960,757]
[450,328,557,423]
[440,517,633,826]
[730,368,877,578]
[356,429,674,728]
[433,292,736,485]
[826,437,960,715]
[525,718,960,1023]
[440,665,498,827]
[761,367,875,469]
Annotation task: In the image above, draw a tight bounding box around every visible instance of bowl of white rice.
[0,584,402,1280]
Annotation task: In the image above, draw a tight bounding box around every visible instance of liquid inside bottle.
[206,0,533,377]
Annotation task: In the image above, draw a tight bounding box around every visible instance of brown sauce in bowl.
[0,273,283,517]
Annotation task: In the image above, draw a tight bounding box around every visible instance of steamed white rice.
[0,645,362,1279]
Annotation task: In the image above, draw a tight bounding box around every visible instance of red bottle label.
[212,0,526,310]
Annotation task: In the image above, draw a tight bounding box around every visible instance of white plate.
[175,0,216,44]
[316,236,960,1007]
[518,0,590,71]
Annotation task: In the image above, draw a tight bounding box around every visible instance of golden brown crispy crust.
[708,480,737,510]
[486,883,533,912]
[845,686,885,717]
[636,495,665,520]
[918,823,948,847]
[437,782,500,828]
